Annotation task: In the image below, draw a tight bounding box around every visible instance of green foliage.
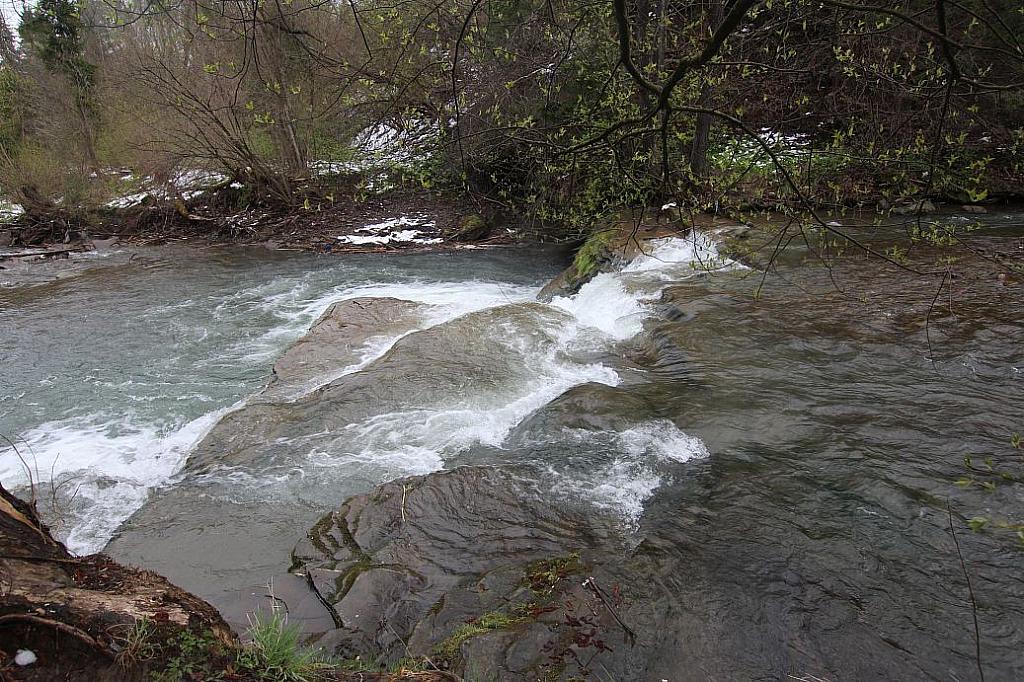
[150,627,225,682]
[0,67,22,158]
[19,0,95,89]
[2,143,94,208]
[235,609,334,682]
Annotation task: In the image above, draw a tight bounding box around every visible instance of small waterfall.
[0,234,735,553]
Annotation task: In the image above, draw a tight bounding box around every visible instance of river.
[1,213,1022,678]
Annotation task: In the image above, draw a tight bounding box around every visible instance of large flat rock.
[291,466,631,679]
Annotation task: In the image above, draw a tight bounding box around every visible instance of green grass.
[236,610,335,682]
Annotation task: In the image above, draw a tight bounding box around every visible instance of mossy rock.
[537,224,629,301]
[449,214,491,242]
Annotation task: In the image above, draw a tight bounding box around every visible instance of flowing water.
[1,216,1023,678]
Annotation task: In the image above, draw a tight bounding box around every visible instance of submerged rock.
[891,198,936,215]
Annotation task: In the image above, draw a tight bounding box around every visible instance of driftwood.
[0,247,89,260]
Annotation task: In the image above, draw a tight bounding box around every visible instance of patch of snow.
[105,192,149,209]
[309,159,358,177]
[15,650,37,666]
[336,229,443,246]
[336,215,443,245]
[358,215,436,233]
[0,200,25,222]
[173,169,228,189]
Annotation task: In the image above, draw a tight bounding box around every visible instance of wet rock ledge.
[0,483,452,681]
[291,466,637,680]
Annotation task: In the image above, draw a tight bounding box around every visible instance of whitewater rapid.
[0,234,735,553]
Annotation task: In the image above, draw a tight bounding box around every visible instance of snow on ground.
[105,192,150,209]
[336,214,443,245]
[172,169,228,188]
[101,167,230,209]
[0,199,25,223]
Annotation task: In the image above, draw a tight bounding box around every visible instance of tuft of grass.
[113,618,155,669]
[236,609,335,682]
[525,552,583,594]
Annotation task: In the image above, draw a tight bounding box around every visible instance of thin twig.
[947,499,984,682]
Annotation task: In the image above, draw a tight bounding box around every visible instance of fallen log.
[0,246,89,260]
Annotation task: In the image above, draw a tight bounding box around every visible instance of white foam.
[623,233,730,275]
[550,273,647,340]
[550,420,709,528]
[617,420,710,461]
[0,406,234,554]
[550,234,732,341]
[6,235,725,548]
[340,360,619,459]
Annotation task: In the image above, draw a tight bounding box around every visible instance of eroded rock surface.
[291,466,635,679]
[186,301,567,471]
[507,382,657,437]
[260,297,426,401]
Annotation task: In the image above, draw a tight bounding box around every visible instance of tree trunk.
[689,0,724,178]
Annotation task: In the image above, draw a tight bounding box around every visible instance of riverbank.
[0,480,460,681]
[0,186,515,255]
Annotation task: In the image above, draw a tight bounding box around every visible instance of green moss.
[335,556,373,600]
[571,228,618,281]
[525,552,583,594]
[428,594,446,616]
[432,610,524,661]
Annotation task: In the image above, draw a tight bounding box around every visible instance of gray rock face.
[260,297,426,401]
[289,464,938,681]
[185,296,433,470]
[186,301,567,471]
[891,198,936,215]
[507,382,657,438]
[291,466,631,678]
